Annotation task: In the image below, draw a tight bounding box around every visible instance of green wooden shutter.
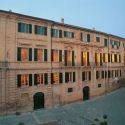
[64,31,66,37]
[17,74,21,87]
[34,48,38,61]
[51,73,53,84]
[95,53,97,65]
[80,33,83,41]
[59,73,63,84]
[44,73,48,85]
[59,30,62,38]
[103,53,105,62]
[81,52,83,66]
[108,70,110,78]
[73,72,75,82]
[82,72,85,81]
[87,52,90,66]
[29,24,32,33]
[34,74,37,85]
[18,23,21,32]
[72,32,74,38]
[59,50,62,62]
[44,49,47,62]
[51,50,53,61]
[44,27,47,35]
[105,71,107,78]
[96,71,98,79]
[65,72,68,83]
[102,71,104,79]
[87,34,90,42]
[89,71,91,80]
[108,53,110,62]
[29,74,32,86]
[72,50,75,66]
[34,25,37,34]
[51,29,53,37]
[64,50,67,66]
[29,48,32,61]
[100,53,102,66]
[119,54,121,62]
[17,47,21,61]
[111,54,112,62]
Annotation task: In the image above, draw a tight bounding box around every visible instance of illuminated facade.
[0,10,125,115]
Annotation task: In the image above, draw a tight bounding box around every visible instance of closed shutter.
[17,74,21,87]
[89,71,91,80]
[44,73,48,85]
[80,33,83,41]
[17,47,21,61]
[108,53,110,62]
[34,48,38,61]
[18,23,21,32]
[34,74,37,85]
[29,48,32,61]
[59,50,62,62]
[87,34,90,42]
[96,71,98,79]
[72,50,75,66]
[119,54,121,62]
[64,50,67,66]
[100,53,102,65]
[82,72,85,81]
[105,71,107,78]
[102,71,104,79]
[81,52,83,66]
[103,53,105,62]
[34,25,37,34]
[87,52,90,66]
[59,73,63,84]
[64,31,66,37]
[72,32,74,38]
[111,54,112,62]
[51,73,53,84]
[44,49,48,61]
[108,70,110,78]
[59,30,62,38]
[29,24,32,33]
[73,72,75,82]
[29,74,32,86]
[44,27,47,35]
[51,50,53,61]
[65,72,68,83]
[51,29,53,37]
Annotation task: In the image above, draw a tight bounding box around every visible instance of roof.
[0,10,125,40]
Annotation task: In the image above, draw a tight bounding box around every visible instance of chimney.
[61,18,64,24]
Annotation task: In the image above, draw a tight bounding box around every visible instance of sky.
[0,0,125,38]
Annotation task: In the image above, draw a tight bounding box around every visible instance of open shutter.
[51,73,53,84]
[108,53,110,62]
[59,73,63,84]
[82,72,85,81]
[29,74,32,86]
[96,71,98,79]
[44,73,48,85]
[72,50,75,66]
[102,71,104,79]
[17,47,21,61]
[44,49,47,62]
[34,74,37,86]
[100,53,102,66]
[87,52,90,66]
[51,50,53,61]
[81,52,83,66]
[73,72,75,82]
[59,30,62,38]
[29,48,32,61]
[89,71,91,80]
[18,23,21,32]
[29,24,32,33]
[34,48,38,61]
[59,50,62,62]
[64,50,67,66]
[17,74,21,87]
[44,27,47,35]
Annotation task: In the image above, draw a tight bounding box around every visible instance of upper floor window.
[34,25,47,35]
[17,47,32,62]
[81,51,90,66]
[95,52,102,65]
[103,53,108,63]
[18,22,32,33]
[82,71,91,81]
[64,31,74,38]
[86,34,90,42]
[104,38,108,47]
[51,50,62,62]
[51,29,62,38]
[34,73,43,85]
[65,72,75,83]
[96,36,100,42]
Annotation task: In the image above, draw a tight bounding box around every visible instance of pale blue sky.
[1,0,125,38]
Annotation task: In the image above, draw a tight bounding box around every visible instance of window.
[80,32,83,41]
[102,71,104,79]
[18,22,32,33]
[64,31,74,38]
[34,48,47,62]
[86,34,90,42]
[81,52,89,66]
[65,72,72,83]
[104,38,108,47]
[17,74,32,87]
[51,50,58,62]
[108,70,111,78]
[17,47,32,61]
[82,71,91,81]
[34,73,43,85]
[34,25,47,35]
[96,71,101,79]
[111,53,114,62]
[51,73,59,84]
[59,73,63,84]
[96,36,100,42]
[103,53,108,63]
[95,52,100,65]
[68,88,73,93]
[51,29,59,37]
[98,84,101,88]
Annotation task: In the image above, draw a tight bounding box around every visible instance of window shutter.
[29,74,32,86]
[103,53,105,62]
[44,49,48,61]
[29,48,32,61]
[59,30,62,38]
[64,31,66,37]
[108,70,110,78]
[51,50,53,61]
[44,73,48,85]
[51,29,53,37]
[105,71,107,78]
[59,50,62,62]
[72,50,75,66]
[111,54,112,62]
[89,71,91,80]
[65,72,68,83]
[100,53,102,65]
[64,50,67,66]
[73,72,75,82]
[96,71,98,79]
[87,52,90,66]
[44,27,47,35]
[59,73,63,84]
[72,32,74,38]
[82,72,85,81]
[95,53,97,65]
[34,25,37,34]
[119,54,121,62]
[108,53,110,62]
[17,47,21,61]
[34,74,37,85]
[51,73,53,84]
[102,71,104,79]
[34,48,38,61]
[80,33,83,41]
[81,52,83,66]
[17,74,21,87]
[87,34,90,42]
[29,24,32,33]
[18,23,21,32]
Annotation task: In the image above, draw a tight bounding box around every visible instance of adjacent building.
[0,10,125,115]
